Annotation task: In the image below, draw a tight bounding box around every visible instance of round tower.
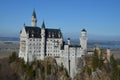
[41,21,45,60]
[80,29,87,50]
[67,38,71,45]
[31,9,37,27]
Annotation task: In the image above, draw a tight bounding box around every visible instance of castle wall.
[19,13,87,78]
[45,38,62,57]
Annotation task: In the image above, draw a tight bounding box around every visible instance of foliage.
[91,48,120,80]
[59,63,64,71]
[92,49,105,71]
[9,52,18,63]
[86,66,92,76]
[110,55,120,80]
[64,68,69,77]
[0,56,71,80]
[92,49,99,71]
[46,64,51,75]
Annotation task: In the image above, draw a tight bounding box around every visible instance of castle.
[19,10,87,78]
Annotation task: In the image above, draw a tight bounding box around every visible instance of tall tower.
[41,21,45,60]
[31,10,37,27]
[67,38,71,45]
[80,29,87,50]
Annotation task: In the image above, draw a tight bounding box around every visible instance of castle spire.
[31,9,37,27]
[32,9,36,18]
[42,21,45,29]
[41,20,45,60]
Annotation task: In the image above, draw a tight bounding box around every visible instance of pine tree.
[92,49,99,71]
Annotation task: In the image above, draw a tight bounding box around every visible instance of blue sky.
[0,0,120,40]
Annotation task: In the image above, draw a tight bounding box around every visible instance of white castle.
[19,10,87,78]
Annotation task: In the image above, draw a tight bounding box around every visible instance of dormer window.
[52,32,54,38]
[49,32,51,38]
[32,34,34,37]
[58,32,61,38]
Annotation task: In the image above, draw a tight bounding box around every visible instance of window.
[33,43,35,45]
[29,47,31,49]
[29,43,31,46]
[29,39,32,41]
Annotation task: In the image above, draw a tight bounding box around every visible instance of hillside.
[0,51,120,80]
[74,49,120,80]
[0,53,70,80]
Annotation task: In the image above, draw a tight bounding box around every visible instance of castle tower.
[31,9,37,27]
[67,38,71,45]
[41,21,45,60]
[80,29,87,50]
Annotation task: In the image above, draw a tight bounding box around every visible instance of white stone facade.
[19,10,87,78]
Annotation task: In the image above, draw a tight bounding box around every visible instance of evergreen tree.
[9,52,18,63]
[110,55,120,80]
[92,49,99,71]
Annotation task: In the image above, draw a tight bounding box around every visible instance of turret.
[80,29,87,50]
[41,21,45,60]
[67,38,71,45]
[31,9,37,27]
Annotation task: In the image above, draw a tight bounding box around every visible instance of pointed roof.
[42,21,45,28]
[32,9,36,18]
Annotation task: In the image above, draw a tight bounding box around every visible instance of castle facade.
[19,10,87,78]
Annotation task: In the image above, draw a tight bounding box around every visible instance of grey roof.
[82,29,87,32]
[45,28,62,38]
[69,45,81,47]
[24,26,62,38]
[25,26,41,38]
